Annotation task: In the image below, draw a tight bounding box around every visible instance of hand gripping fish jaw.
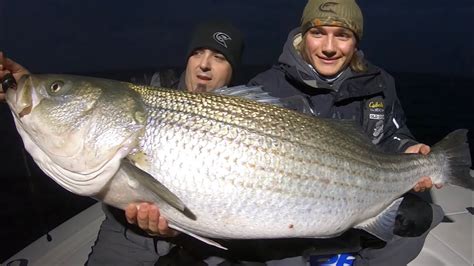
[2,73,17,92]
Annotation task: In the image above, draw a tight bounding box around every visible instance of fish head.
[6,74,146,195]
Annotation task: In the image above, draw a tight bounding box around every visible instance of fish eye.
[50,81,64,93]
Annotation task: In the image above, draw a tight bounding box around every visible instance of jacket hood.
[278,28,321,86]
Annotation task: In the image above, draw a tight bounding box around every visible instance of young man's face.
[302,26,357,78]
[185,48,232,92]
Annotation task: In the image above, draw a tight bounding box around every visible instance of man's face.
[185,48,232,92]
[302,26,357,78]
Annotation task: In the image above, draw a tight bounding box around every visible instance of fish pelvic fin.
[168,224,228,250]
[432,129,473,190]
[121,159,196,220]
[354,198,403,242]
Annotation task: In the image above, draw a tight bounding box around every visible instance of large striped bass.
[4,74,472,248]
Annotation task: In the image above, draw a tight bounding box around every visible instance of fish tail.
[431,129,472,190]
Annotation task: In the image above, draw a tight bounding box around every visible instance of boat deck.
[4,179,473,265]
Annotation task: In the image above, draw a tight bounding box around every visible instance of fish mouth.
[16,74,29,89]
[6,74,33,118]
[1,73,17,92]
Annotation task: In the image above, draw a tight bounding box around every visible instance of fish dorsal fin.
[168,224,228,250]
[354,198,403,242]
[213,85,284,107]
[121,159,196,220]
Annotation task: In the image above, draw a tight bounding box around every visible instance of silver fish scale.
[128,86,444,238]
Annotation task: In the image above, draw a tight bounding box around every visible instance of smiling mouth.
[319,58,341,65]
[318,55,339,61]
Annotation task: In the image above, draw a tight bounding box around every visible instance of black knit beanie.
[187,20,244,75]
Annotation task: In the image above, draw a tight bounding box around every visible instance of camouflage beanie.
[301,0,364,40]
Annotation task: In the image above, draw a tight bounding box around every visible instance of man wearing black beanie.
[185,20,244,90]
[127,20,244,93]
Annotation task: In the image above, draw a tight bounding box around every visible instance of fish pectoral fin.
[121,159,196,220]
[168,224,228,250]
[354,198,403,242]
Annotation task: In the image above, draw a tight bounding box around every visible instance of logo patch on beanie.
[318,2,338,14]
[213,32,232,48]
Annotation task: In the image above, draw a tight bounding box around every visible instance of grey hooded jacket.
[249,28,418,153]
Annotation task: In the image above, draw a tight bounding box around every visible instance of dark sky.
[1,0,473,77]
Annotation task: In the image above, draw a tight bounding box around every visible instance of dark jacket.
[249,28,418,153]
[130,68,185,89]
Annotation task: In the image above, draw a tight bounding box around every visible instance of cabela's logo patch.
[368,101,384,109]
